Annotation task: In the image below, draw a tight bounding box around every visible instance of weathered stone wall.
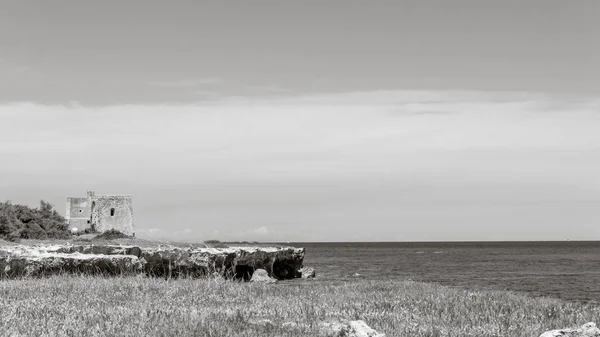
[91,195,134,236]
[65,197,92,230]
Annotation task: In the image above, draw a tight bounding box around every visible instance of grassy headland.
[0,276,597,336]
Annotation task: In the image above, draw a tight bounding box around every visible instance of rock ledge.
[0,244,306,280]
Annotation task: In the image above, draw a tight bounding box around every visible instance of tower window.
[110,208,115,216]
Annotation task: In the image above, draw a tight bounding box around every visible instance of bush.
[0,203,19,236]
[21,222,49,240]
[0,200,70,240]
[6,230,21,242]
[83,227,98,235]
[94,229,131,240]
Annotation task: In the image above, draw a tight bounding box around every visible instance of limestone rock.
[321,320,385,337]
[299,266,316,278]
[0,244,305,280]
[349,321,386,337]
[250,268,277,283]
[0,253,142,277]
[540,322,600,337]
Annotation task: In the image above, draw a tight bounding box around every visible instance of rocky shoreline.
[0,244,309,280]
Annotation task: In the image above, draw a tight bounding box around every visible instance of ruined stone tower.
[66,191,134,236]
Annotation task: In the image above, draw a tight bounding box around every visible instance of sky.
[0,1,599,242]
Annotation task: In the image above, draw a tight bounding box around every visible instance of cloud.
[136,227,199,241]
[0,92,600,178]
[252,226,270,235]
[1,91,599,183]
[1,90,599,241]
[136,227,165,239]
[230,226,276,242]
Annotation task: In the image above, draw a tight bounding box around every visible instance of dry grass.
[0,276,597,337]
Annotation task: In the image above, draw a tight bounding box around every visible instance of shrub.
[94,229,131,240]
[6,230,22,242]
[21,222,49,240]
[0,200,70,240]
[0,202,19,236]
[83,227,98,235]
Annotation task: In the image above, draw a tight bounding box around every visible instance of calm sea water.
[285,241,600,304]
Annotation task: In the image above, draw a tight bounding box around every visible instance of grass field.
[0,276,597,337]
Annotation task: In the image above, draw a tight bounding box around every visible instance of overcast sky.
[1,1,599,241]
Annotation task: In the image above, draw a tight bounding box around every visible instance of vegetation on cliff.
[0,276,597,336]
[93,229,132,240]
[0,200,70,241]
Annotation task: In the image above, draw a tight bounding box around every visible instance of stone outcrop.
[0,253,142,277]
[250,268,277,283]
[320,320,385,337]
[540,322,600,337]
[299,266,316,278]
[0,244,306,280]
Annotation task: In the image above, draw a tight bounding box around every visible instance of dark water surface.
[286,241,600,303]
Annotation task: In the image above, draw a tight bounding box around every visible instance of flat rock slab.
[321,320,386,337]
[299,266,316,278]
[0,244,305,280]
[540,322,600,337]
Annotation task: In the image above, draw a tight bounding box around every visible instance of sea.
[285,241,600,304]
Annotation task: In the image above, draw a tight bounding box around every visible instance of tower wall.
[65,197,92,230]
[91,195,134,236]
